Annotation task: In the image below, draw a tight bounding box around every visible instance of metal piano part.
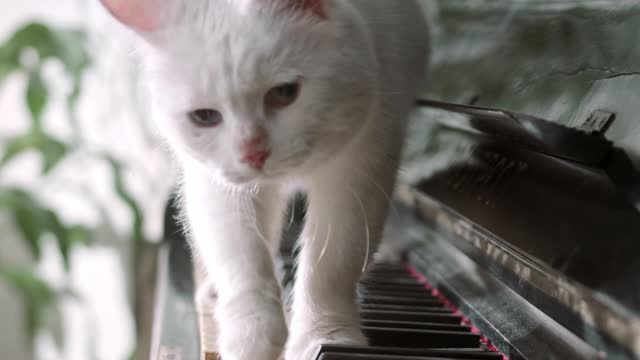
[414,99,614,167]
[400,118,640,355]
[401,2,640,357]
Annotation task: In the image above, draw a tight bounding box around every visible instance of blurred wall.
[0,0,176,359]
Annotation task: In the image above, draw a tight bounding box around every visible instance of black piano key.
[360,320,472,332]
[361,278,424,286]
[364,327,480,348]
[360,283,429,291]
[362,279,429,287]
[360,295,443,307]
[360,310,462,324]
[367,268,412,275]
[363,272,419,279]
[359,290,438,299]
[313,263,505,360]
[319,353,494,360]
[364,273,417,280]
[359,289,437,299]
[314,345,503,359]
[366,273,413,280]
[360,304,451,313]
[368,263,407,270]
[360,283,431,292]
[318,354,446,359]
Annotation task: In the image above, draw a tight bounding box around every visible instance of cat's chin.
[220,173,261,186]
[218,171,283,188]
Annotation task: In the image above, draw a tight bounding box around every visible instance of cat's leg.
[285,153,398,359]
[184,169,288,360]
[267,194,290,288]
[193,258,221,357]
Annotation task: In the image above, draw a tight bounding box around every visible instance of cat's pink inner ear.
[299,0,326,18]
[100,0,164,32]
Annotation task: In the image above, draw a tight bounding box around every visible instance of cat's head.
[101,0,378,186]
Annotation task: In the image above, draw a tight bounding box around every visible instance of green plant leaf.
[0,23,55,65]
[0,190,60,261]
[104,156,146,259]
[0,23,89,73]
[0,189,91,269]
[0,56,20,84]
[66,225,93,247]
[44,209,74,270]
[0,134,36,167]
[13,204,48,259]
[46,219,93,271]
[0,22,92,349]
[0,188,31,209]
[0,266,56,341]
[0,29,24,84]
[39,135,68,174]
[50,28,90,137]
[0,22,90,131]
[0,189,49,259]
[51,29,91,79]
[0,132,68,173]
[26,71,47,124]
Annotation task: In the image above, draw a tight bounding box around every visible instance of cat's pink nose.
[242,149,271,170]
[240,136,270,170]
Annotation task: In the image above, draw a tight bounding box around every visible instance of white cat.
[99,0,429,359]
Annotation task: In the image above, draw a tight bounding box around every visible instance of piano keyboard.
[297,261,508,360]
[155,195,617,360]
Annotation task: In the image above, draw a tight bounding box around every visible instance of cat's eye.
[265,82,300,109]
[189,109,223,127]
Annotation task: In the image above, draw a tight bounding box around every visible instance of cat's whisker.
[268,148,311,172]
[315,222,332,267]
[254,217,268,245]
[307,220,319,275]
[349,188,371,274]
[355,167,391,204]
[271,140,310,163]
[355,166,399,219]
[249,194,271,246]
[279,143,311,161]
[231,190,239,217]
[287,198,296,228]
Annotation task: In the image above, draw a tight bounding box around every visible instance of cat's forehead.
[142,1,339,106]
[152,13,326,80]
[155,28,297,83]
[145,23,308,106]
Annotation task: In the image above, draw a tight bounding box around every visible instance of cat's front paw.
[285,318,366,360]
[217,294,288,360]
[195,281,221,354]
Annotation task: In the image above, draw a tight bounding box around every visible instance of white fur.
[103,0,429,358]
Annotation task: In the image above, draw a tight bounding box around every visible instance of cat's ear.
[99,0,168,32]
[292,0,326,18]
[264,0,327,19]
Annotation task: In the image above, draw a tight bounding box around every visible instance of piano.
[148,2,640,360]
